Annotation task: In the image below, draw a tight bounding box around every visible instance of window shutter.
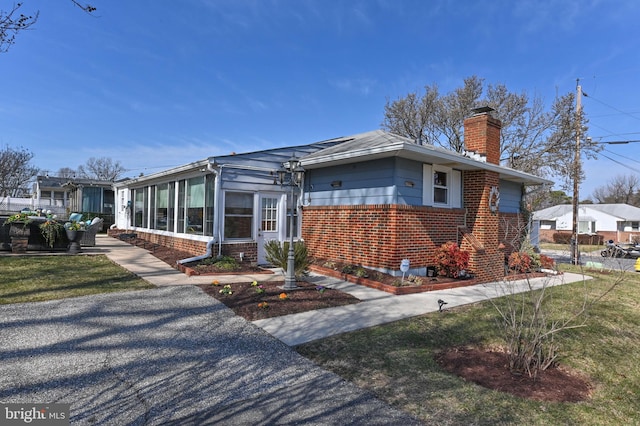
[422,164,433,206]
[451,170,461,208]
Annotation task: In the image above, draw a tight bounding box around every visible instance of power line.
[598,152,640,175]
[597,139,640,145]
[583,92,640,122]
[602,147,640,166]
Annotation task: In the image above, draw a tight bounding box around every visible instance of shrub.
[434,242,469,278]
[508,251,533,273]
[263,240,310,277]
[538,254,556,269]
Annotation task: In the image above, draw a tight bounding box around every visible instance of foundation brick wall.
[108,229,258,263]
[302,204,466,272]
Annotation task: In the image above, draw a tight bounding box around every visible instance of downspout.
[177,164,220,265]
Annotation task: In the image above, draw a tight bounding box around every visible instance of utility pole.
[571,80,582,265]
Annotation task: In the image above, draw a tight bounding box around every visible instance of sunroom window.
[224,192,254,239]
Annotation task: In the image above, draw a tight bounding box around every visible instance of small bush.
[263,240,310,277]
[434,242,470,278]
[508,251,533,273]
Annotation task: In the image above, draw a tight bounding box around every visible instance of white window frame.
[422,164,461,208]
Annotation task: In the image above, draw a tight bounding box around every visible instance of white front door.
[257,194,280,265]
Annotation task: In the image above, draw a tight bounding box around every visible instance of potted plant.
[65,220,86,253]
[39,219,65,250]
[5,212,34,238]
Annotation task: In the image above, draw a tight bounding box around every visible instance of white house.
[533,203,640,243]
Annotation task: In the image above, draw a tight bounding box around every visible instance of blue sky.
[2,0,639,199]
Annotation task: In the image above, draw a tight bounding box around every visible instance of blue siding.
[499,180,523,213]
[305,156,523,212]
[394,157,424,205]
[306,158,398,206]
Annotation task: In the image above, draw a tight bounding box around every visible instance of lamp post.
[277,155,305,290]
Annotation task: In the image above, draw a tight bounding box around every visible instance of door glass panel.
[261,197,278,232]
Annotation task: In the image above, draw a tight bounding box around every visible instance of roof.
[35,176,115,189]
[533,203,640,221]
[300,130,551,185]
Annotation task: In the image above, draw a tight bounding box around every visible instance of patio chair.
[80,217,104,247]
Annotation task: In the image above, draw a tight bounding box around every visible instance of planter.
[9,222,31,238]
[66,230,85,254]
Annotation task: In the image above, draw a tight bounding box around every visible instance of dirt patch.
[436,346,592,402]
[198,280,360,321]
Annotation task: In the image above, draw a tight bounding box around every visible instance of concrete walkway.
[94,235,588,346]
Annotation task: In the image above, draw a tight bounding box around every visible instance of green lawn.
[297,265,640,425]
[0,255,154,304]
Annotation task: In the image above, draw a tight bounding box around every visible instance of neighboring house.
[533,203,640,244]
[113,109,550,284]
[33,176,116,224]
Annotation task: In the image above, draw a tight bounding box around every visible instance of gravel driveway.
[0,286,421,425]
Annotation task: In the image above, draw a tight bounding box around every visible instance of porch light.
[276,155,305,290]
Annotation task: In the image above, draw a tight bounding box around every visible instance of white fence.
[0,197,68,216]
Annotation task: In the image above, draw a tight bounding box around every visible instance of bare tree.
[76,157,125,181]
[0,145,39,197]
[592,174,640,205]
[56,167,77,179]
[381,76,600,188]
[0,3,38,53]
[0,1,95,53]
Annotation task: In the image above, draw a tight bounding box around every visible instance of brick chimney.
[463,107,501,165]
[461,106,504,283]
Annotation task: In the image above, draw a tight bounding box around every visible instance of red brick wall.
[302,204,520,283]
[108,229,258,263]
[461,170,504,282]
[302,204,466,272]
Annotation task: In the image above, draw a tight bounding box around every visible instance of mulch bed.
[436,346,592,402]
[198,280,360,321]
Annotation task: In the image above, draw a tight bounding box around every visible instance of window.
[224,192,253,239]
[133,188,145,227]
[155,184,169,230]
[167,182,175,232]
[433,170,448,204]
[177,180,186,232]
[149,185,156,229]
[422,164,461,208]
[205,175,215,236]
[82,187,102,212]
[186,176,205,234]
[103,189,114,214]
[261,197,278,232]
[578,220,590,234]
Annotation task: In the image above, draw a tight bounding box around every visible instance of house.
[113,109,550,283]
[33,176,116,226]
[533,203,640,244]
